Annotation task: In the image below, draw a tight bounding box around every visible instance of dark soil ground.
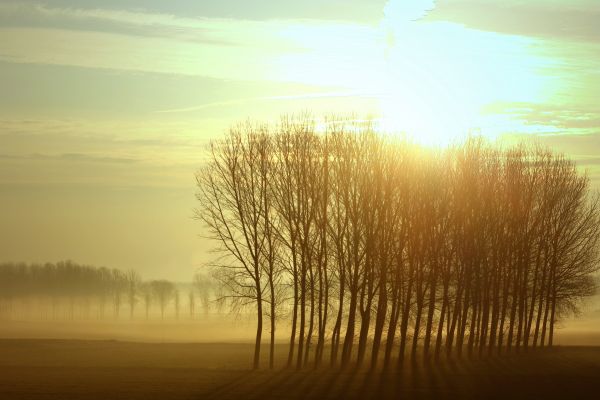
[1,339,599,399]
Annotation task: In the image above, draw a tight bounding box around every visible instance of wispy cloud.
[486,102,600,132]
[427,0,600,43]
[0,3,383,84]
[0,117,212,169]
[156,91,377,113]
[0,152,139,164]
[0,2,296,48]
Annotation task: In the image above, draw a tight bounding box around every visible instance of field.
[1,339,600,400]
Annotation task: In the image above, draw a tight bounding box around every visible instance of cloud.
[0,3,382,83]
[383,0,436,23]
[0,136,199,189]
[0,2,270,47]
[426,0,600,43]
[0,153,139,164]
[156,91,374,113]
[525,132,600,157]
[0,4,201,42]
[3,0,387,24]
[0,2,312,80]
[0,118,212,172]
[487,102,600,132]
[0,2,365,50]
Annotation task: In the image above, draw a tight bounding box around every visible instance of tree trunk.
[269,274,276,369]
[423,274,438,359]
[434,284,449,360]
[341,289,358,366]
[371,274,388,369]
[383,286,400,369]
[287,266,299,368]
[254,279,263,370]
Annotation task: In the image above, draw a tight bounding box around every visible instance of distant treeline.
[196,117,600,370]
[0,261,214,320]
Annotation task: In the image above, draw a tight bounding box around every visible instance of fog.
[1,259,598,346]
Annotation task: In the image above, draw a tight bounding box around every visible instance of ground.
[1,340,600,399]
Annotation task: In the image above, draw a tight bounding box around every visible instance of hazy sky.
[1,0,599,279]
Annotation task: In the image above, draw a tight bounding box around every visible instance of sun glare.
[275,0,554,146]
[376,0,552,146]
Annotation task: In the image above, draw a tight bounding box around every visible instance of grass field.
[1,339,600,399]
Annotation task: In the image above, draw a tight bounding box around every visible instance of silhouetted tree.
[126,269,141,319]
[149,280,175,320]
[196,124,274,369]
[195,117,600,369]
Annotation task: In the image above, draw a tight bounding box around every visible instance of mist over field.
[3,309,600,346]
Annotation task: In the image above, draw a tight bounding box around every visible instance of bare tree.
[149,280,175,320]
[193,273,212,316]
[125,269,141,319]
[194,117,600,370]
[174,289,180,319]
[188,290,195,318]
[196,124,274,369]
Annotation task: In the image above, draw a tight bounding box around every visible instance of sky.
[1,0,599,280]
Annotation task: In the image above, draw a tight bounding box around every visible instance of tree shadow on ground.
[198,348,600,400]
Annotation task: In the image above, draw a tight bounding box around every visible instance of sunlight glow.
[379,0,552,145]
[274,0,557,146]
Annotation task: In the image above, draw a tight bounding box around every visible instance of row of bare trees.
[0,261,214,320]
[196,118,600,370]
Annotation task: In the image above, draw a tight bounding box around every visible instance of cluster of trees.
[0,261,214,320]
[196,118,600,370]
